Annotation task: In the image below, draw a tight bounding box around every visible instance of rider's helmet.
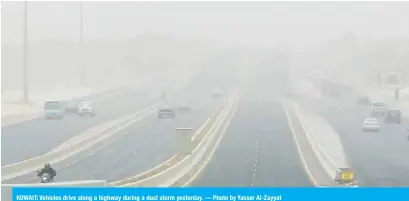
[45,163,51,168]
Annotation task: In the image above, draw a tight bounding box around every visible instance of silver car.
[77,102,95,116]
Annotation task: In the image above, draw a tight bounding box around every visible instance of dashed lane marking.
[251,132,261,186]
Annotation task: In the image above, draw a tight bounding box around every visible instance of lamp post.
[79,1,85,87]
[23,1,29,103]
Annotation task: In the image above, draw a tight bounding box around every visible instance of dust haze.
[2,1,409,188]
[2,1,409,95]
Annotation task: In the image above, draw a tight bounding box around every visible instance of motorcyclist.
[37,163,56,181]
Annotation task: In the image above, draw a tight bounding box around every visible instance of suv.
[158,108,175,119]
[385,109,401,124]
[371,101,387,116]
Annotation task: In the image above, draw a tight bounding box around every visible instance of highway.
[53,95,226,182]
[1,72,223,165]
[4,72,236,184]
[1,87,161,165]
[191,72,312,187]
[303,84,409,186]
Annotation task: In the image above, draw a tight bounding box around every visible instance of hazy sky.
[2,1,409,49]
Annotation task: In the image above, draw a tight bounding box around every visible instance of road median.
[111,90,239,187]
[282,99,356,187]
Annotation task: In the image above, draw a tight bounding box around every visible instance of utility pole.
[79,1,85,87]
[23,1,29,103]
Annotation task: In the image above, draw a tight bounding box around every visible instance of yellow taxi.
[334,168,356,184]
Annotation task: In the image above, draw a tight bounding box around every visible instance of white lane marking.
[251,132,261,187]
[20,112,155,183]
[51,104,159,151]
[182,93,240,186]
[281,100,319,186]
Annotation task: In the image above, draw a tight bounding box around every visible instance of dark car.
[178,105,191,112]
[158,108,175,119]
[385,109,401,124]
[358,96,370,106]
[64,101,78,113]
[212,91,223,98]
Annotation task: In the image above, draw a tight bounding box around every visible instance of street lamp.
[23,1,29,103]
[79,1,85,87]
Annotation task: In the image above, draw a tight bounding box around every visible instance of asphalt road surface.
[191,72,312,187]
[53,95,226,182]
[1,88,161,165]
[1,71,237,166]
[52,75,236,183]
[301,85,409,186]
[4,73,237,184]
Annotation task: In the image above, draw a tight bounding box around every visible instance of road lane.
[303,91,409,186]
[4,73,236,184]
[191,94,311,187]
[53,96,225,183]
[1,70,233,166]
[1,88,159,165]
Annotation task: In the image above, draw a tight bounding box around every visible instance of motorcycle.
[37,171,52,183]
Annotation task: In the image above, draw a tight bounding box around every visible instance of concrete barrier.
[177,98,238,186]
[110,117,213,186]
[120,93,236,187]
[2,180,108,201]
[293,102,350,180]
[111,92,236,187]
[1,104,158,181]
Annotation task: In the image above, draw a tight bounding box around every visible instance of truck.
[385,109,401,124]
[44,100,65,119]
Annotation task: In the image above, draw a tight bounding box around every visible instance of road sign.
[379,70,405,89]
[176,128,193,155]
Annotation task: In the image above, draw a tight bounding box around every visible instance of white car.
[362,118,380,132]
[77,102,95,116]
[371,101,387,116]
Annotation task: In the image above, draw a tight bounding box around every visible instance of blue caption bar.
[12,187,409,201]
